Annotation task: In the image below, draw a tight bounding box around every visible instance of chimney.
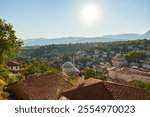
[79,72,85,86]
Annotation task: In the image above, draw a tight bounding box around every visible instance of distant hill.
[23,30,150,46]
[142,30,150,38]
[102,34,141,40]
[24,37,83,46]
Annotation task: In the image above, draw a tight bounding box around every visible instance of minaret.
[120,50,122,55]
[72,56,75,65]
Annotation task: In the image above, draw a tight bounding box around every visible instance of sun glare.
[80,3,100,25]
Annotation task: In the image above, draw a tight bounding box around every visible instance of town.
[0,36,150,99]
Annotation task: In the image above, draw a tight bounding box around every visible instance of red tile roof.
[108,78,127,85]
[7,61,20,66]
[9,73,73,100]
[61,78,147,100]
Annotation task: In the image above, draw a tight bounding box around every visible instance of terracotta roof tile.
[7,61,20,66]
[16,73,73,100]
[61,78,147,100]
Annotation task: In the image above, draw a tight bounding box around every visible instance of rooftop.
[61,78,147,100]
[8,73,73,100]
[62,62,74,67]
[112,54,127,61]
[7,61,20,66]
[110,67,150,77]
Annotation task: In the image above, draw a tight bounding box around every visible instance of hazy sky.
[0,0,150,39]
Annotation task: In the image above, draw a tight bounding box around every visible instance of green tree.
[128,81,150,96]
[84,68,96,79]
[95,71,107,80]
[124,51,142,63]
[129,81,145,88]
[67,76,78,84]
[0,19,22,64]
[0,65,9,79]
[24,59,50,76]
[80,57,92,66]
[0,78,9,100]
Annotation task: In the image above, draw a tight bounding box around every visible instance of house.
[60,78,147,100]
[128,45,133,49]
[142,60,150,69]
[6,61,20,73]
[7,73,73,100]
[102,52,107,58]
[130,62,139,69]
[141,50,150,56]
[112,54,127,67]
[110,51,115,55]
[76,51,87,58]
[62,62,79,75]
[108,67,150,84]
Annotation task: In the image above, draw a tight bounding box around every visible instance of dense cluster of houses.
[108,67,150,84]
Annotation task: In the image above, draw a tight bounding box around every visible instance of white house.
[7,61,20,73]
[142,61,150,69]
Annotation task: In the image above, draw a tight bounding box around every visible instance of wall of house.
[112,60,127,67]
[132,74,150,84]
[117,73,132,82]
[108,71,116,78]
[109,70,150,84]
[62,67,79,74]
[9,66,20,72]
[142,63,150,69]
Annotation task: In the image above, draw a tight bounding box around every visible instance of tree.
[0,78,9,100]
[128,81,145,88]
[0,65,9,79]
[24,59,50,76]
[80,57,92,66]
[84,68,96,79]
[0,19,22,64]
[124,51,142,63]
[128,81,150,96]
[95,71,107,80]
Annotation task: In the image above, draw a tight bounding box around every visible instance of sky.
[0,0,150,40]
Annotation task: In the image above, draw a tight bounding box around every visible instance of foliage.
[128,81,150,96]
[0,79,9,100]
[129,81,145,88]
[67,76,78,84]
[0,18,23,64]
[124,51,143,63]
[127,39,150,45]
[84,68,96,79]
[95,71,107,80]
[6,75,24,85]
[80,57,92,66]
[0,91,10,99]
[0,79,6,86]
[24,59,50,76]
[84,68,107,80]
[18,39,149,66]
[0,65,9,79]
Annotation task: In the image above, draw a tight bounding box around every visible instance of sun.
[80,3,100,25]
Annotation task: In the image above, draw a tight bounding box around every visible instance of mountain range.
[23,30,150,46]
